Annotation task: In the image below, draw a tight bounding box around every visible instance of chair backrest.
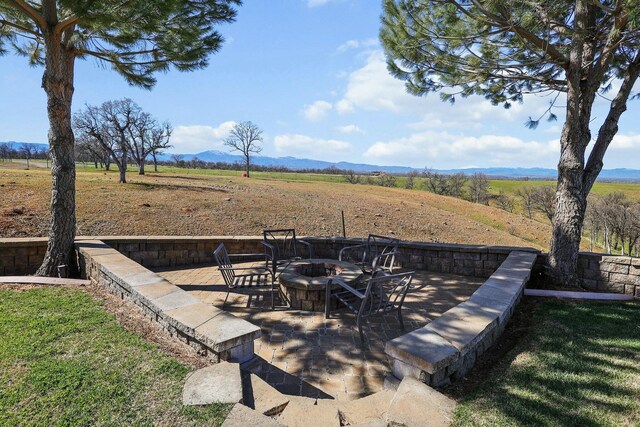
[213,243,236,288]
[358,272,413,320]
[263,228,299,260]
[365,234,399,270]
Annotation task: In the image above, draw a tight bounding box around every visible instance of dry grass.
[1,166,554,249]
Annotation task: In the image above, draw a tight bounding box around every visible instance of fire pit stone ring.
[278,258,363,311]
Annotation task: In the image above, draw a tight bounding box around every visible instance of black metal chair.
[213,243,276,309]
[262,228,314,275]
[325,271,413,343]
[339,234,399,274]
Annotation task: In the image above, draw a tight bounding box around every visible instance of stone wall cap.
[385,328,459,374]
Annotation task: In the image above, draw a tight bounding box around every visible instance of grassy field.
[0,286,230,427]
[3,161,640,252]
[453,299,640,427]
[489,179,640,200]
[0,165,555,250]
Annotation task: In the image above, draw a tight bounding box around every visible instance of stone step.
[182,361,243,406]
[222,403,286,427]
[277,396,341,427]
[337,390,395,426]
[243,373,291,416]
[0,276,91,286]
[386,377,456,427]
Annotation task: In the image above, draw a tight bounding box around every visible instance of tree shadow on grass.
[450,299,640,427]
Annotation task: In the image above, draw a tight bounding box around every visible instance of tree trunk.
[36,30,77,277]
[548,130,589,286]
[139,161,145,175]
[245,158,250,177]
[119,158,127,183]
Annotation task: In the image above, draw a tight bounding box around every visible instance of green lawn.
[453,300,640,427]
[0,287,230,427]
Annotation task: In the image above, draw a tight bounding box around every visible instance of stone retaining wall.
[575,252,640,298]
[0,236,638,298]
[385,251,538,386]
[76,239,261,364]
[305,237,541,279]
[0,237,48,275]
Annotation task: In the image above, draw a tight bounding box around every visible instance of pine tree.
[1,0,240,276]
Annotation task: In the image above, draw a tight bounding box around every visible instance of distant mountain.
[172,150,416,173]
[0,141,48,151]
[5,142,640,181]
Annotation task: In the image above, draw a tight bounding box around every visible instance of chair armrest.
[261,241,276,257]
[228,252,265,259]
[372,249,399,272]
[339,244,366,261]
[219,266,273,274]
[297,239,314,258]
[328,277,365,300]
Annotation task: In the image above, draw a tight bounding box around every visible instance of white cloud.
[335,99,354,114]
[171,121,236,153]
[611,133,640,149]
[336,124,363,134]
[337,39,360,53]
[337,49,556,128]
[274,134,353,161]
[336,38,379,54]
[302,100,333,121]
[364,131,560,169]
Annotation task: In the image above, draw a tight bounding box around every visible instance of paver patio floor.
[156,263,484,400]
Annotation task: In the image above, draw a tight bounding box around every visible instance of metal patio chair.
[339,234,400,274]
[213,243,276,310]
[325,271,413,343]
[262,228,314,275]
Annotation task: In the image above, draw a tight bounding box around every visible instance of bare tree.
[74,101,132,183]
[494,190,515,213]
[343,169,360,184]
[447,172,467,198]
[378,173,397,188]
[517,187,536,219]
[468,173,489,205]
[126,113,172,175]
[405,170,419,189]
[223,121,263,177]
[531,186,557,224]
[20,143,35,169]
[0,143,9,162]
[423,169,449,195]
[149,123,172,172]
[170,154,184,168]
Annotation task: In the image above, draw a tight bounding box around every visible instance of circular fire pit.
[279,259,363,311]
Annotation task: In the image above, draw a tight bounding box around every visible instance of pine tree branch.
[0,18,41,38]
[464,0,569,67]
[4,0,46,29]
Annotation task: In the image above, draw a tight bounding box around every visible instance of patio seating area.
[155,262,484,400]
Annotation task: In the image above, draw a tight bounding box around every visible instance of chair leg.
[271,286,275,310]
[325,285,331,319]
[357,317,365,344]
[398,309,405,330]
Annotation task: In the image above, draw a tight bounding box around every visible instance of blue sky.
[1,0,640,169]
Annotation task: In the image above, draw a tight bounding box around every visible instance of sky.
[1,0,640,169]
